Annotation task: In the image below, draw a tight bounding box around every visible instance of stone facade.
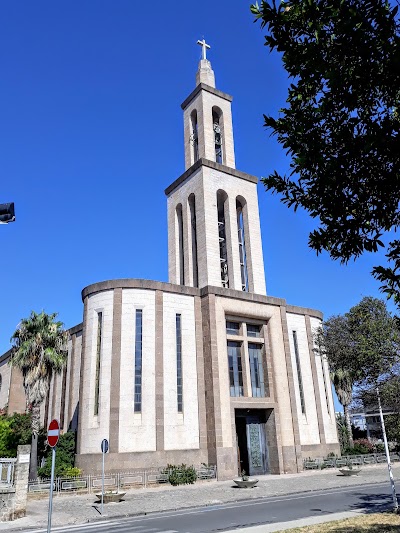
[0,49,339,480]
[0,445,30,522]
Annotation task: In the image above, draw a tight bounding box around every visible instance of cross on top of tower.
[197,38,210,61]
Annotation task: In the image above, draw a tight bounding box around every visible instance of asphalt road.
[26,481,395,533]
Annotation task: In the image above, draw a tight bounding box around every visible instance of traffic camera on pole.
[0,203,15,224]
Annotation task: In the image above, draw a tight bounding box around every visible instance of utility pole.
[376,387,399,512]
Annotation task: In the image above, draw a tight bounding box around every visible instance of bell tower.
[165,41,267,296]
[182,39,236,171]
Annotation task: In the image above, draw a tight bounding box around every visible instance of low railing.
[28,465,217,495]
[0,458,17,486]
[303,452,400,470]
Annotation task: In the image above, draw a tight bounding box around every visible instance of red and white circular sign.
[47,419,60,448]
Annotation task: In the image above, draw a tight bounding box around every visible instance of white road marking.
[29,526,161,533]
[25,521,123,533]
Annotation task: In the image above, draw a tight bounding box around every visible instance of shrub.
[38,431,76,478]
[0,418,12,457]
[354,439,375,454]
[343,446,358,455]
[343,439,375,455]
[375,442,385,453]
[63,467,82,478]
[164,464,197,486]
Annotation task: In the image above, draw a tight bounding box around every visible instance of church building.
[0,42,339,479]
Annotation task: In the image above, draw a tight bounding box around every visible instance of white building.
[0,43,339,479]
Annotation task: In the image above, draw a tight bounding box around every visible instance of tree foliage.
[10,311,68,479]
[0,413,46,458]
[358,374,400,445]
[315,314,356,446]
[385,414,400,445]
[331,368,355,447]
[38,431,76,478]
[318,297,400,385]
[347,296,400,385]
[316,296,400,447]
[336,413,350,452]
[251,0,400,303]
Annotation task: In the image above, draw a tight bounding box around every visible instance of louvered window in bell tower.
[213,109,223,164]
[190,110,199,163]
[236,198,249,292]
[217,190,229,288]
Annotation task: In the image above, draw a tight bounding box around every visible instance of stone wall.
[0,445,30,522]
[0,487,16,522]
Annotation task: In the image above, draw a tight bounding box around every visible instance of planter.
[95,491,126,503]
[339,469,361,476]
[233,478,259,488]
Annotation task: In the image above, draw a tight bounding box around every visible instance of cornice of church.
[81,278,201,301]
[164,158,258,196]
[0,348,12,364]
[68,322,83,335]
[80,279,323,320]
[285,304,323,320]
[181,83,233,111]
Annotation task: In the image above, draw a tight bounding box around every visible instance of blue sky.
[0,0,394,393]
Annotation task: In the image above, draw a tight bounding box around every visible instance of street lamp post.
[376,387,399,512]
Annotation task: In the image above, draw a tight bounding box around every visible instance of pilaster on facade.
[279,306,303,473]
[109,288,123,453]
[76,298,89,456]
[155,290,164,451]
[305,314,326,446]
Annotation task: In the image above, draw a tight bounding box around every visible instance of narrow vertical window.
[134,309,143,412]
[190,110,199,162]
[320,357,331,415]
[213,109,223,164]
[236,199,249,291]
[176,204,185,285]
[248,343,265,397]
[176,314,183,412]
[188,194,198,287]
[227,341,244,397]
[94,311,102,416]
[292,331,306,414]
[217,191,229,288]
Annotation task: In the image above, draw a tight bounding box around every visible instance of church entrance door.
[235,410,269,476]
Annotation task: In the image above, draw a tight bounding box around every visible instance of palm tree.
[10,311,68,480]
[331,368,354,449]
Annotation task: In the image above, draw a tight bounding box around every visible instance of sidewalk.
[3,463,400,531]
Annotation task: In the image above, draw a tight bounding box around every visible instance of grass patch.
[285,512,400,532]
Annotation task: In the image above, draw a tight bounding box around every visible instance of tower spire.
[196,38,215,88]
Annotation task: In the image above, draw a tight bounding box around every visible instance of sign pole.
[47,446,56,533]
[101,446,105,515]
[46,419,60,533]
[100,438,108,516]
[377,387,399,512]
